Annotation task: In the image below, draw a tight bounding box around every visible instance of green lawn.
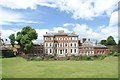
[2,56,118,78]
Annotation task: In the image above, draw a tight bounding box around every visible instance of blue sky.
[0,0,119,43]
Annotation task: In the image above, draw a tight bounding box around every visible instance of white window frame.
[92,51,94,54]
[72,37,74,40]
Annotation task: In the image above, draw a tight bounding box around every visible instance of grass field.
[1,56,118,78]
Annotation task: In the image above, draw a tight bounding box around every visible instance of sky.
[0,0,119,43]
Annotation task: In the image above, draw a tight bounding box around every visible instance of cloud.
[9,20,39,24]
[63,23,74,27]
[1,23,118,44]
[52,27,70,33]
[0,0,38,9]
[55,0,119,20]
[1,28,21,44]
[1,28,49,43]
[63,22,118,43]
[0,0,118,20]
[0,8,22,25]
[35,29,49,41]
[0,7,40,25]
[109,11,119,26]
[73,24,98,39]
[0,0,56,9]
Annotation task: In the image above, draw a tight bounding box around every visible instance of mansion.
[1,30,108,57]
[43,30,108,57]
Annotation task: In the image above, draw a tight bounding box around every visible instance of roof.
[94,44,106,48]
[80,40,107,48]
[82,41,94,47]
[43,33,54,36]
[43,30,78,37]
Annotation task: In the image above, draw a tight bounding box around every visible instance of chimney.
[82,38,86,43]
[46,32,48,34]
[88,38,90,41]
[78,40,82,46]
[95,40,98,45]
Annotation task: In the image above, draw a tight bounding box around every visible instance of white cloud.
[35,29,49,41]
[55,0,119,20]
[0,8,22,25]
[63,23,74,27]
[0,0,57,9]
[0,0,38,9]
[1,28,21,44]
[73,24,96,39]
[1,28,49,43]
[0,7,40,25]
[62,22,118,43]
[109,11,119,26]
[9,20,39,24]
[1,23,118,44]
[52,27,70,33]
[0,0,118,20]
[93,0,118,16]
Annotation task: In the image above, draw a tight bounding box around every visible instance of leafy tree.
[9,34,15,47]
[118,40,120,45]
[16,32,22,45]
[106,36,116,45]
[16,26,38,51]
[99,40,107,46]
[118,40,120,53]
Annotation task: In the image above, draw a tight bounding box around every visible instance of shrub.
[99,54,107,60]
[48,55,54,58]
[108,50,114,56]
[108,50,119,56]
[33,57,43,61]
[81,56,88,60]
[93,55,100,60]
[112,51,119,56]
[3,50,15,58]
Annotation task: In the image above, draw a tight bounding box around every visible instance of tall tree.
[9,34,15,47]
[106,36,116,45]
[118,40,120,53]
[16,26,38,51]
[99,40,107,46]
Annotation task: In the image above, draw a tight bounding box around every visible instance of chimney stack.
[88,38,90,41]
[82,38,86,43]
[46,32,48,34]
[95,40,98,45]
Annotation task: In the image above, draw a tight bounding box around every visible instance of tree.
[118,40,120,53]
[118,40,120,45]
[99,40,107,46]
[9,34,15,47]
[16,26,38,51]
[16,32,22,45]
[106,36,116,45]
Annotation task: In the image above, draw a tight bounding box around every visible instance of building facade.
[44,30,109,57]
[79,39,109,56]
[44,30,79,57]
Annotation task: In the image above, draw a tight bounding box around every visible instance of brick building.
[43,30,79,57]
[79,39,108,56]
[44,30,108,57]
